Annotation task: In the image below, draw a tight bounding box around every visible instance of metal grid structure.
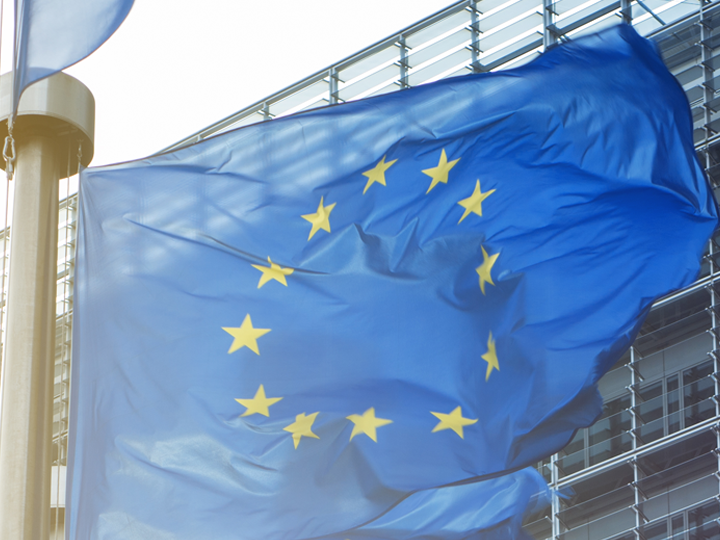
[22,0,720,537]
[50,191,75,540]
[162,0,700,153]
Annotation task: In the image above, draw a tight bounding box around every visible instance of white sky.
[2,0,454,167]
[0,0,455,426]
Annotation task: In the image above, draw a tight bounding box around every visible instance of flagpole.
[0,72,93,540]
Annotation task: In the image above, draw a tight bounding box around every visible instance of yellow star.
[251,257,294,288]
[235,384,283,417]
[362,155,397,194]
[284,412,320,449]
[476,246,499,295]
[422,149,460,194]
[346,407,393,442]
[431,406,478,438]
[222,314,270,355]
[301,197,336,240]
[457,180,495,223]
[482,332,499,381]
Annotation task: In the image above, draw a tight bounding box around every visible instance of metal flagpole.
[0,72,93,540]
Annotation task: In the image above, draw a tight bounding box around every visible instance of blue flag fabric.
[68,24,718,539]
[342,467,551,540]
[12,0,134,117]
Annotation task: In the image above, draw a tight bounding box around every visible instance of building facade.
[33,0,720,538]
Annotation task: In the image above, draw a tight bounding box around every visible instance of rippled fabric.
[338,467,551,540]
[68,24,717,540]
[12,0,133,115]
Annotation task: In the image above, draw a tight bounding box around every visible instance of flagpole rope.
[0,0,4,83]
[0,0,9,435]
[2,0,15,182]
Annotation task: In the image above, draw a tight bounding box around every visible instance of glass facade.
[13,0,720,537]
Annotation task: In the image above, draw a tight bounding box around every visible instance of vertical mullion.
[551,452,561,539]
[329,68,339,105]
[399,35,409,89]
[662,377,668,438]
[629,348,640,451]
[470,1,481,73]
[621,0,633,24]
[629,346,643,539]
[262,103,271,122]
[632,457,642,539]
[699,0,720,434]
[543,0,556,50]
[701,0,714,150]
[699,0,720,523]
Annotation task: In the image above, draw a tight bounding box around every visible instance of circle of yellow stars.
[220,147,505,449]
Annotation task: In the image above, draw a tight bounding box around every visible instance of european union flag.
[68,25,718,539]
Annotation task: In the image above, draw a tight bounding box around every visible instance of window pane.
[557,446,585,476]
[684,360,714,386]
[588,432,633,466]
[563,429,585,456]
[683,375,714,406]
[684,396,715,427]
[672,515,684,537]
[689,500,720,536]
[638,391,664,424]
[589,409,631,446]
[642,520,667,540]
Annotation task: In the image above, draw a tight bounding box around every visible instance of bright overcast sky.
[0,0,454,419]
[3,0,454,167]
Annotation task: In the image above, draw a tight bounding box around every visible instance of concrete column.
[0,72,94,540]
[0,135,60,540]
